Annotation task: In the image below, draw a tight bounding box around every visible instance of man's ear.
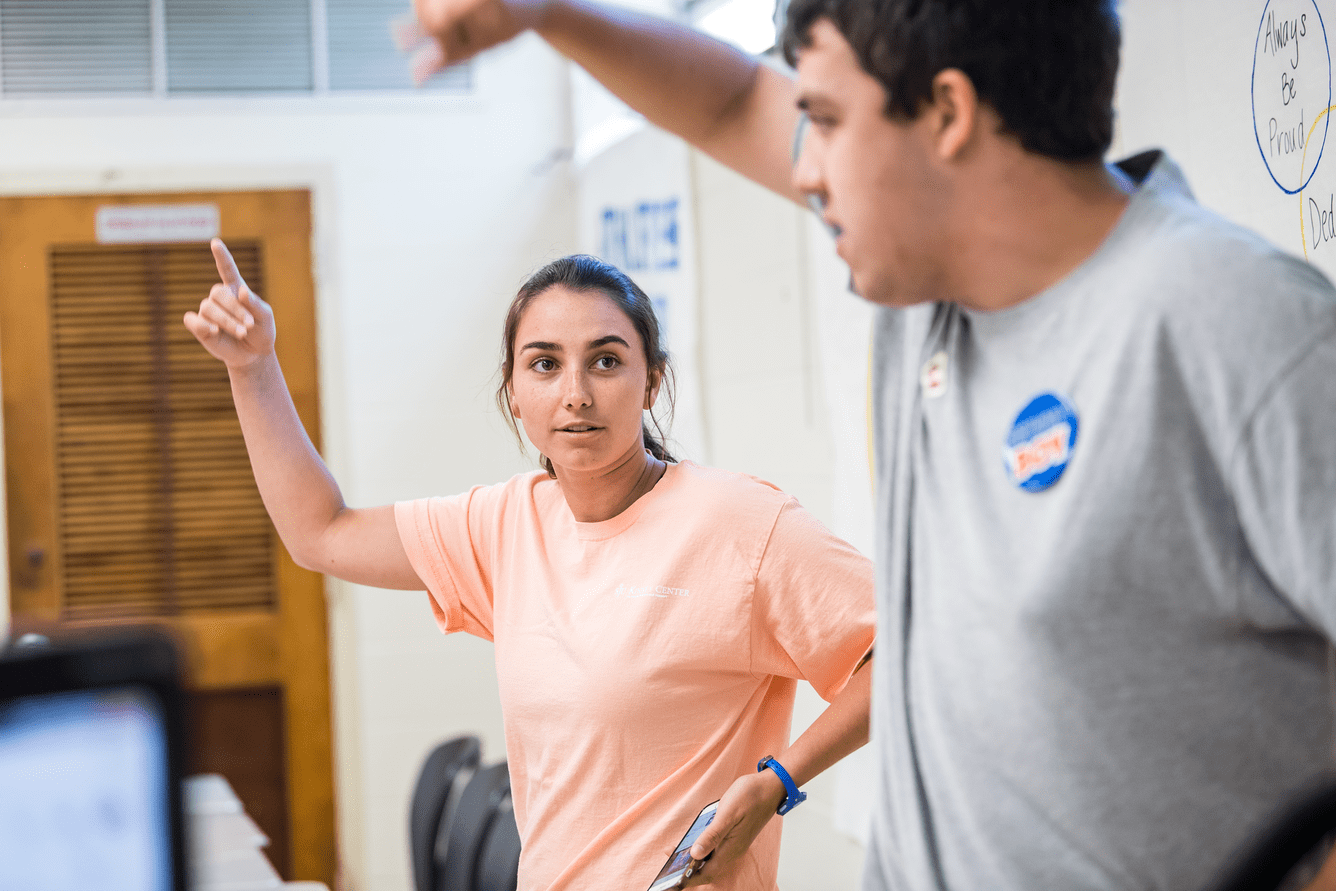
[927,68,979,161]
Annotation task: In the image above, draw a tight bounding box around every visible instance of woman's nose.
[563,370,592,408]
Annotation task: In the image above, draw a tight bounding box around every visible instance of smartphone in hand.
[647,800,719,891]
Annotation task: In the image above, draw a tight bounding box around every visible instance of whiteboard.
[1117,0,1336,280]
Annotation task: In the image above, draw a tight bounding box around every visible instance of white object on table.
[184,773,326,891]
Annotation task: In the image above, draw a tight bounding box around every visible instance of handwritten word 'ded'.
[1310,193,1336,248]
[1004,423,1071,485]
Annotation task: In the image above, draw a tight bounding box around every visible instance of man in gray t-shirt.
[865,148,1336,890]
[408,0,1336,888]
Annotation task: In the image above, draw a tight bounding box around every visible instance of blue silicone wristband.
[757,756,807,815]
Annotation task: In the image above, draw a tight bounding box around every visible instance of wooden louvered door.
[50,240,274,617]
[0,191,334,886]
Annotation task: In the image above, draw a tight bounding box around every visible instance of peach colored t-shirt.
[395,461,874,891]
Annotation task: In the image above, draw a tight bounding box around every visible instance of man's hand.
[182,239,275,370]
[395,0,543,83]
[679,769,787,887]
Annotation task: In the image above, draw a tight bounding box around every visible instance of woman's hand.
[183,239,275,370]
[677,658,873,887]
[679,769,786,888]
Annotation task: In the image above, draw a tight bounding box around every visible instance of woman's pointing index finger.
[210,238,245,289]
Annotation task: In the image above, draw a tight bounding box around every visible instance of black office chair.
[476,790,521,891]
[1205,775,1336,891]
[409,736,482,891]
[436,761,514,891]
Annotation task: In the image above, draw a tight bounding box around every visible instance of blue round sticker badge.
[1002,393,1079,493]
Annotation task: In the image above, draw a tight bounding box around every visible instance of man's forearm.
[534,0,804,200]
[414,0,804,196]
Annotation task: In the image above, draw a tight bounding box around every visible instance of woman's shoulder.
[407,468,558,516]
[494,467,560,496]
[665,461,796,516]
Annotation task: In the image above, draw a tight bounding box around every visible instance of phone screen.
[647,801,719,891]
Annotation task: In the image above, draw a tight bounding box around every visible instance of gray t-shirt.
[862,152,1336,891]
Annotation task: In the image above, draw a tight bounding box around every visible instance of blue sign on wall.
[601,198,680,272]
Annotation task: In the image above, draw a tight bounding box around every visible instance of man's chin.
[849,272,937,309]
[848,273,899,307]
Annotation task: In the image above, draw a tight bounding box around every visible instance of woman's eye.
[594,355,618,370]
[532,358,556,372]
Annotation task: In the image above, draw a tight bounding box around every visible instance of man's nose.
[792,131,824,200]
[791,122,835,233]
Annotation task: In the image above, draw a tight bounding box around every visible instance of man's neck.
[950,155,1134,313]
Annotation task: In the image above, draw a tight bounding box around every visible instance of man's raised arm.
[410,0,804,201]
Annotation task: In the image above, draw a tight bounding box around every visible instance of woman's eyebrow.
[521,335,629,353]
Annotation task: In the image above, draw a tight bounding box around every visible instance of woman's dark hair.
[497,254,676,477]
[782,0,1120,162]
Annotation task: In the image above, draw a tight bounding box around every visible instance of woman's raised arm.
[183,238,424,590]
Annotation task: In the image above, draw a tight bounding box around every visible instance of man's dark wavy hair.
[782,0,1121,162]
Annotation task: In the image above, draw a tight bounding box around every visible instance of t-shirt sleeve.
[1231,331,1336,638]
[749,499,876,701]
[395,488,499,641]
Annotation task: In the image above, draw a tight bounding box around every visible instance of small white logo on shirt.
[921,351,949,398]
[615,583,690,599]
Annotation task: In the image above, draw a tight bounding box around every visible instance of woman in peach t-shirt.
[186,241,875,890]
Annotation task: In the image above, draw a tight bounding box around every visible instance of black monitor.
[0,628,188,891]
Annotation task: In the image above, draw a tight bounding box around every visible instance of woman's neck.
[555,446,667,523]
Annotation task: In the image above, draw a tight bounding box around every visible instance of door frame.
[0,187,336,886]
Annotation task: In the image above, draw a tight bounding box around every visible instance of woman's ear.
[507,383,522,420]
[644,370,661,410]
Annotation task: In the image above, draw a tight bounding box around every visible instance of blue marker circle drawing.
[1252,0,1331,195]
[1003,393,1080,493]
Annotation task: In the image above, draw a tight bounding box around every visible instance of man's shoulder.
[1115,153,1336,326]
[1099,154,1336,432]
